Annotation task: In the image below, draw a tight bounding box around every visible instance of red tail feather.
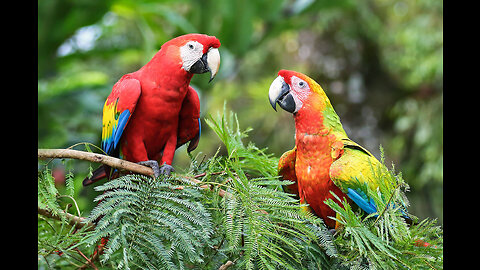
[414,239,436,248]
[83,166,108,186]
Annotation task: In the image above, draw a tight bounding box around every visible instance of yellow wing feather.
[329,139,389,194]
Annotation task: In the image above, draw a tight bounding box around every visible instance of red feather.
[84,34,219,185]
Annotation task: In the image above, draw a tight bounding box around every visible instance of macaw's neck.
[293,94,347,138]
[138,47,194,88]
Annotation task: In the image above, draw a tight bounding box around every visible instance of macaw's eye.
[188,43,194,49]
[298,81,305,88]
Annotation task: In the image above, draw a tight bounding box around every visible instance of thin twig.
[58,195,81,217]
[38,206,95,231]
[193,172,207,178]
[218,260,234,270]
[75,248,98,270]
[193,170,225,178]
[372,185,399,227]
[178,176,230,198]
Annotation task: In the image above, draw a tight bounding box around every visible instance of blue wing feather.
[103,109,130,155]
[347,188,411,220]
[113,110,131,150]
[198,118,201,138]
[347,188,377,214]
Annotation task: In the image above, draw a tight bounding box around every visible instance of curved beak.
[206,48,220,82]
[189,48,220,82]
[268,76,296,113]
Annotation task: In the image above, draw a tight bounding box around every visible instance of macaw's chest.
[294,132,347,228]
[135,84,189,123]
[295,132,336,180]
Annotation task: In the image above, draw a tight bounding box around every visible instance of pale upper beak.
[206,48,220,82]
[268,75,296,113]
[189,47,221,82]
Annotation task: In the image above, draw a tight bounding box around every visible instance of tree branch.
[219,260,234,270]
[38,149,154,176]
[38,148,229,197]
[38,206,95,231]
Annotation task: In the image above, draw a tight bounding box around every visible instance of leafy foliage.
[84,175,213,269]
[38,109,442,269]
[204,108,337,269]
[205,103,279,178]
[325,148,443,269]
[38,167,95,268]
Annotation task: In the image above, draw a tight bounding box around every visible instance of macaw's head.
[268,69,331,114]
[162,33,221,82]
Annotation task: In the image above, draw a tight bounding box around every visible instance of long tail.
[83,165,110,186]
[92,237,109,259]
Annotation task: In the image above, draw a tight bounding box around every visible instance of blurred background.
[38,0,443,224]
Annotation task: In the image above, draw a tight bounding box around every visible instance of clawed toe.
[137,160,160,178]
[137,160,174,178]
[159,163,175,176]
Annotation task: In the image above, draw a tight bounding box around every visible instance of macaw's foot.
[137,160,160,178]
[328,229,337,236]
[159,162,175,176]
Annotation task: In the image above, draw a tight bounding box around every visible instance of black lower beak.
[273,82,296,113]
[189,53,209,74]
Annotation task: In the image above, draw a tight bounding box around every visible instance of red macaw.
[83,34,220,185]
[268,70,407,229]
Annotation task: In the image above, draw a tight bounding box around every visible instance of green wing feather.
[329,139,396,214]
[330,138,390,193]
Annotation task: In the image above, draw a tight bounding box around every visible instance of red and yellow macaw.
[84,34,220,185]
[268,70,399,229]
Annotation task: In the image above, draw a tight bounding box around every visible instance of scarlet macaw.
[84,34,220,185]
[268,69,406,229]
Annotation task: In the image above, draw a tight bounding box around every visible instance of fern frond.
[38,168,63,217]
[84,174,213,269]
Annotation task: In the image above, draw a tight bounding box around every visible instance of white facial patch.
[290,76,309,113]
[180,41,204,71]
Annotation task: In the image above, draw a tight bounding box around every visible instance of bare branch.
[38,148,229,197]
[219,260,234,270]
[38,206,95,231]
[38,149,154,176]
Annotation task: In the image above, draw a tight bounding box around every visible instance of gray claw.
[159,163,175,176]
[137,160,160,178]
